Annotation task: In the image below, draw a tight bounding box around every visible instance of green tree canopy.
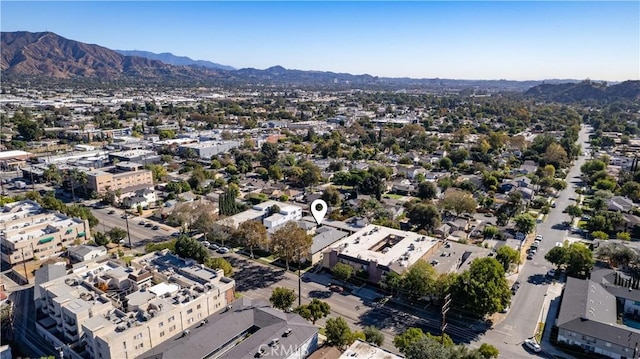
[513,213,536,234]
[269,287,297,311]
[325,317,354,349]
[451,257,511,316]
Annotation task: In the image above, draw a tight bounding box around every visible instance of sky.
[1,1,639,81]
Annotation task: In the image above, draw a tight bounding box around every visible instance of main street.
[478,124,592,358]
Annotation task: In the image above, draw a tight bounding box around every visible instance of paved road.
[91,206,176,248]
[10,287,58,358]
[478,124,591,358]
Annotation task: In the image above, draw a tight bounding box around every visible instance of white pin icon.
[311,199,328,225]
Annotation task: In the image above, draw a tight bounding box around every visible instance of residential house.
[68,245,107,262]
[309,227,349,265]
[608,196,636,213]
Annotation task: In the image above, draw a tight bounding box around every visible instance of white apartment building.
[0,200,90,269]
[35,251,236,359]
[219,200,303,231]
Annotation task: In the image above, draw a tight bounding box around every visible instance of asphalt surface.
[477,124,591,358]
[90,206,177,248]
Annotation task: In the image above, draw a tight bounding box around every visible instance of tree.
[404,336,450,359]
[269,287,297,311]
[544,143,569,169]
[451,257,511,316]
[407,203,441,231]
[268,164,283,181]
[564,205,583,223]
[513,213,536,235]
[403,260,437,299]
[495,245,520,272]
[565,242,594,277]
[271,222,312,271]
[295,299,330,324]
[107,227,127,243]
[94,231,110,246]
[545,246,568,269]
[219,186,240,216]
[363,326,385,346]
[416,181,437,200]
[439,157,453,171]
[236,220,268,258]
[325,317,353,348]
[393,327,425,353]
[442,190,477,217]
[482,225,500,239]
[477,343,500,359]
[332,263,353,284]
[175,235,209,263]
[260,142,279,168]
[591,231,609,240]
[321,186,342,207]
[206,257,233,276]
[381,271,404,295]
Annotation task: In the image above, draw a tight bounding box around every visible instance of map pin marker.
[311,199,328,225]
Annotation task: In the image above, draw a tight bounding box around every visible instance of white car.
[202,241,211,248]
[217,247,230,254]
[547,269,556,277]
[524,339,542,353]
[535,235,543,241]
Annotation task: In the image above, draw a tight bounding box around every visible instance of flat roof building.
[35,251,236,359]
[322,225,442,283]
[0,200,90,271]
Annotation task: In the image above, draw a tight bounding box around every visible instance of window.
[197,304,201,310]
[168,315,175,322]
[169,325,176,332]
[188,318,194,324]
[134,333,142,340]
[158,321,164,328]
[160,331,165,337]
[187,308,193,314]
[197,313,202,318]
[123,342,127,349]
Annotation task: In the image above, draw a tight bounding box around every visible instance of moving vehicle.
[524,339,542,353]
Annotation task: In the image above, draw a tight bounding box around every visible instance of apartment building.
[0,200,90,269]
[86,165,154,194]
[35,251,236,359]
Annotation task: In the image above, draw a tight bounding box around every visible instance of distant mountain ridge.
[116,50,235,71]
[1,31,221,81]
[2,31,632,94]
[525,80,640,103]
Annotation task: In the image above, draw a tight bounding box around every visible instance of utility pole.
[20,247,28,282]
[298,248,302,307]
[124,210,132,249]
[441,293,451,339]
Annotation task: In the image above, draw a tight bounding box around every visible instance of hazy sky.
[2,1,639,81]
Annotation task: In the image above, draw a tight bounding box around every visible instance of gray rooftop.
[311,227,348,254]
[139,297,317,359]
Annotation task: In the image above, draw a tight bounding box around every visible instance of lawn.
[383,193,405,200]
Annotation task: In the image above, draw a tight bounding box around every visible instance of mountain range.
[2,30,638,99]
[116,50,235,71]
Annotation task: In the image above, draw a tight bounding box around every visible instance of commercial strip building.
[35,251,236,359]
[322,224,442,283]
[0,200,90,270]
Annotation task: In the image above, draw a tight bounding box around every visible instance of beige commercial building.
[0,200,90,270]
[35,251,236,359]
[86,165,153,194]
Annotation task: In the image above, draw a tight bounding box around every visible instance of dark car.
[108,210,116,214]
[511,281,521,294]
[152,225,160,230]
[145,223,153,228]
[301,276,311,282]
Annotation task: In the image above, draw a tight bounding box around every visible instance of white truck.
[14,181,27,189]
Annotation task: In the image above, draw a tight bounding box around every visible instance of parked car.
[527,253,534,260]
[202,241,211,248]
[145,223,153,227]
[108,210,116,214]
[329,285,344,293]
[547,269,556,277]
[217,247,229,254]
[139,220,146,225]
[500,305,510,313]
[524,339,542,353]
[171,232,181,237]
[535,234,543,241]
[152,225,160,230]
[511,281,521,294]
[210,244,220,250]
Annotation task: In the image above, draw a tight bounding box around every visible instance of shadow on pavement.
[225,256,285,292]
